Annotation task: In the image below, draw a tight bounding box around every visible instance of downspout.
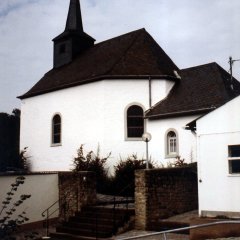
[148,76,152,108]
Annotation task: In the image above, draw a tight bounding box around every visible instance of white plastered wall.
[20,81,105,171]
[0,174,58,224]
[151,79,175,106]
[197,96,240,216]
[148,115,199,166]
[20,78,176,172]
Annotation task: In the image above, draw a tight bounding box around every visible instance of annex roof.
[146,62,240,119]
[19,28,178,99]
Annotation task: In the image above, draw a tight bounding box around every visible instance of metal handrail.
[42,200,59,217]
[94,194,134,236]
[116,220,240,240]
[94,181,135,238]
[41,200,59,237]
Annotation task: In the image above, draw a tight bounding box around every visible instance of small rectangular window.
[228,145,240,174]
[59,44,66,54]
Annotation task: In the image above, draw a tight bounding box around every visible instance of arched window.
[126,105,144,139]
[52,114,61,145]
[166,130,178,157]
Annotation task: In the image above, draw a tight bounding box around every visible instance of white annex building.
[19,0,240,172]
[197,95,240,218]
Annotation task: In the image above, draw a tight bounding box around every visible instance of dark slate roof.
[19,28,178,99]
[146,62,240,119]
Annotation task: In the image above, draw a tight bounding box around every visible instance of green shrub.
[173,156,188,167]
[18,147,31,172]
[72,145,156,196]
[112,154,155,196]
[72,144,111,193]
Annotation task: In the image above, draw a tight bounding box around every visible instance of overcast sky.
[1,0,240,113]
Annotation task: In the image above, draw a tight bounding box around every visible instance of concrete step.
[51,206,135,239]
[69,215,116,225]
[50,232,111,240]
[63,221,115,231]
[56,225,112,238]
[76,207,134,217]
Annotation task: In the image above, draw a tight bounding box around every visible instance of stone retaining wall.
[58,171,96,221]
[135,164,198,230]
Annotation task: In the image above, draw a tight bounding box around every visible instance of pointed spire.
[65,0,83,32]
[52,0,95,68]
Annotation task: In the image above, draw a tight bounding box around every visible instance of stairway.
[50,206,135,240]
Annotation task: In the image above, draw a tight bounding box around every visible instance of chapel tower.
[52,0,95,68]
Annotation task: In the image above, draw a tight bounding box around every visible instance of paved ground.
[115,210,240,240]
[10,209,240,239]
[11,227,240,240]
[161,210,198,224]
[11,226,55,240]
[116,230,189,239]
[116,230,240,240]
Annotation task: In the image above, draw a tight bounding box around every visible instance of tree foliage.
[112,154,155,196]
[0,109,21,172]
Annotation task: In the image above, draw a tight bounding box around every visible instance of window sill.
[51,143,62,147]
[165,154,178,159]
[125,137,142,141]
[228,174,240,177]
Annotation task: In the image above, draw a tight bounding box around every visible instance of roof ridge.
[103,29,145,75]
[94,28,145,46]
[144,31,179,72]
[181,62,217,71]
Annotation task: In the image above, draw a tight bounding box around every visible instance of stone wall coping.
[0,170,94,177]
[0,171,59,176]
[136,163,197,174]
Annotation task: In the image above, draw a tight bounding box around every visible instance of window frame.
[228,145,240,174]
[125,103,145,141]
[51,113,62,147]
[165,129,179,158]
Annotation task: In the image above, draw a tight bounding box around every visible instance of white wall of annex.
[148,115,199,166]
[197,96,240,215]
[198,97,240,135]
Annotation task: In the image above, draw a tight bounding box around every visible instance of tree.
[0,109,21,172]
